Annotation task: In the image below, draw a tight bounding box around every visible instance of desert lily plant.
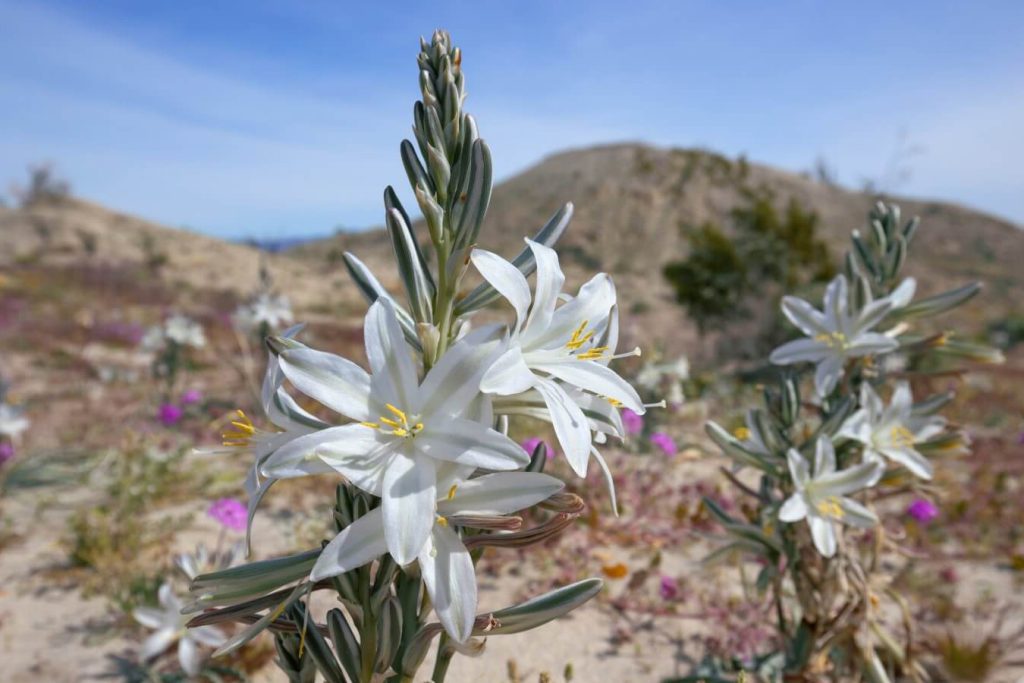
[230,263,295,400]
[184,31,646,682]
[142,313,206,396]
[692,203,1002,683]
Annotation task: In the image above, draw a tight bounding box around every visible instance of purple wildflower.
[0,442,14,466]
[907,498,939,523]
[649,432,677,457]
[180,389,203,405]
[621,408,643,436]
[157,403,184,426]
[208,498,247,532]
[521,437,555,460]
[659,575,679,600]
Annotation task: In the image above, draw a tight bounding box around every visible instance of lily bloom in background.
[208,498,247,532]
[650,432,677,457]
[158,403,184,426]
[838,382,945,481]
[0,403,29,442]
[769,275,912,397]
[778,437,883,557]
[620,408,643,436]
[907,498,939,523]
[133,583,225,676]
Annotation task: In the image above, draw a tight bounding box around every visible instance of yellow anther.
[816,497,845,519]
[890,425,915,447]
[222,409,257,447]
[447,484,458,501]
[360,421,380,429]
[385,403,408,423]
[392,428,409,437]
[814,331,848,348]
[414,422,424,431]
[734,426,751,440]
[577,346,608,361]
[380,417,402,428]
[436,516,449,527]
[606,397,623,407]
[565,320,594,350]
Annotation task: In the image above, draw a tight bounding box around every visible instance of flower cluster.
[702,203,999,680]
[142,314,206,351]
[185,31,644,681]
[232,292,293,336]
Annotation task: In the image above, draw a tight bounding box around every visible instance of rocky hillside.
[292,143,1024,356]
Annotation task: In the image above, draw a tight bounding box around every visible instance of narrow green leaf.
[483,578,603,635]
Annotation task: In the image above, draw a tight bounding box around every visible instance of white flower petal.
[888,277,916,308]
[260,425,371,479]
[533,273,616,350]
[846,333,899,357]
[781,296,827,336]
[808,515,837,557]
[365,300,420,412]
[419,325,504,415]
[179,636,201,676]
[419,524,477,643]
[311,509,387,580]
[132,607,165,630]
[417,417,529,471]
[276,346,372,422]
[534,378,592,476]
[141,628,177,661]
[785,448,810,488]
[382,453,436,565]
[814,437,837,477]
[319,439,399,496]
[823,275,848,332]
[815,460,884,497]
[590,447,619,516]
[532,359,643,413]
[480,346,537,396]
[524,240,565,335]
[880,446,933,480]
[814,354,844,397]
[190,626,227,648]
[836,497,878,528]
[470,248,532,332]
[770,338,831,365]
[778,494,808,522]
[438,472,563,516]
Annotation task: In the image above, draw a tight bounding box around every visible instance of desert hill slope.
[292,143,1023,354]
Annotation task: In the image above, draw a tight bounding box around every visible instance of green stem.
[430,633,455,682]
[358,570,378,683]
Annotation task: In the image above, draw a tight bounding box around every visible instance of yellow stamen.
[565,320,592,350]
[392,428,409,437]
[221,409,256,447]
[890,425,915,448]
[436,516,449,527]
[606,397,623,407]
[385,403,407,423]
[733,426,751,440]
[379,416,402,428]
[360,421,380,429]
[447,484,458,500]
[816,497,845,519]
[414,422,424,431]
[577,346,608,361]
[814,331,848,348]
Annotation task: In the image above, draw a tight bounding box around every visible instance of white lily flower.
[470,240,644,475]
[234,292,293,333]
[133,583,226,676]
[261,300,528,565]
[778,437,883,557]
[311,472,563,642]
[0,403,29,441]
[837,382,945,481]
[164,314,207,348]
[200,325,329,550]
[769,275,913,397]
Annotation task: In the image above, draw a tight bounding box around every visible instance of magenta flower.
[180,389,203,405]
[907,498,939,523]
[621,408,643,436]
[659,575,679,600]
[649,432,677,457]
[0,442,14,466]
[157,403,184,426]
[208,498,247,532]
[521,437,555,460]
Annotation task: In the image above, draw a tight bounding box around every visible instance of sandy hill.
[292,143,1024,355]
[2,144,1020,355]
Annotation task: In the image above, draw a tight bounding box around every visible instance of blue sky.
[2,1,1022,238]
